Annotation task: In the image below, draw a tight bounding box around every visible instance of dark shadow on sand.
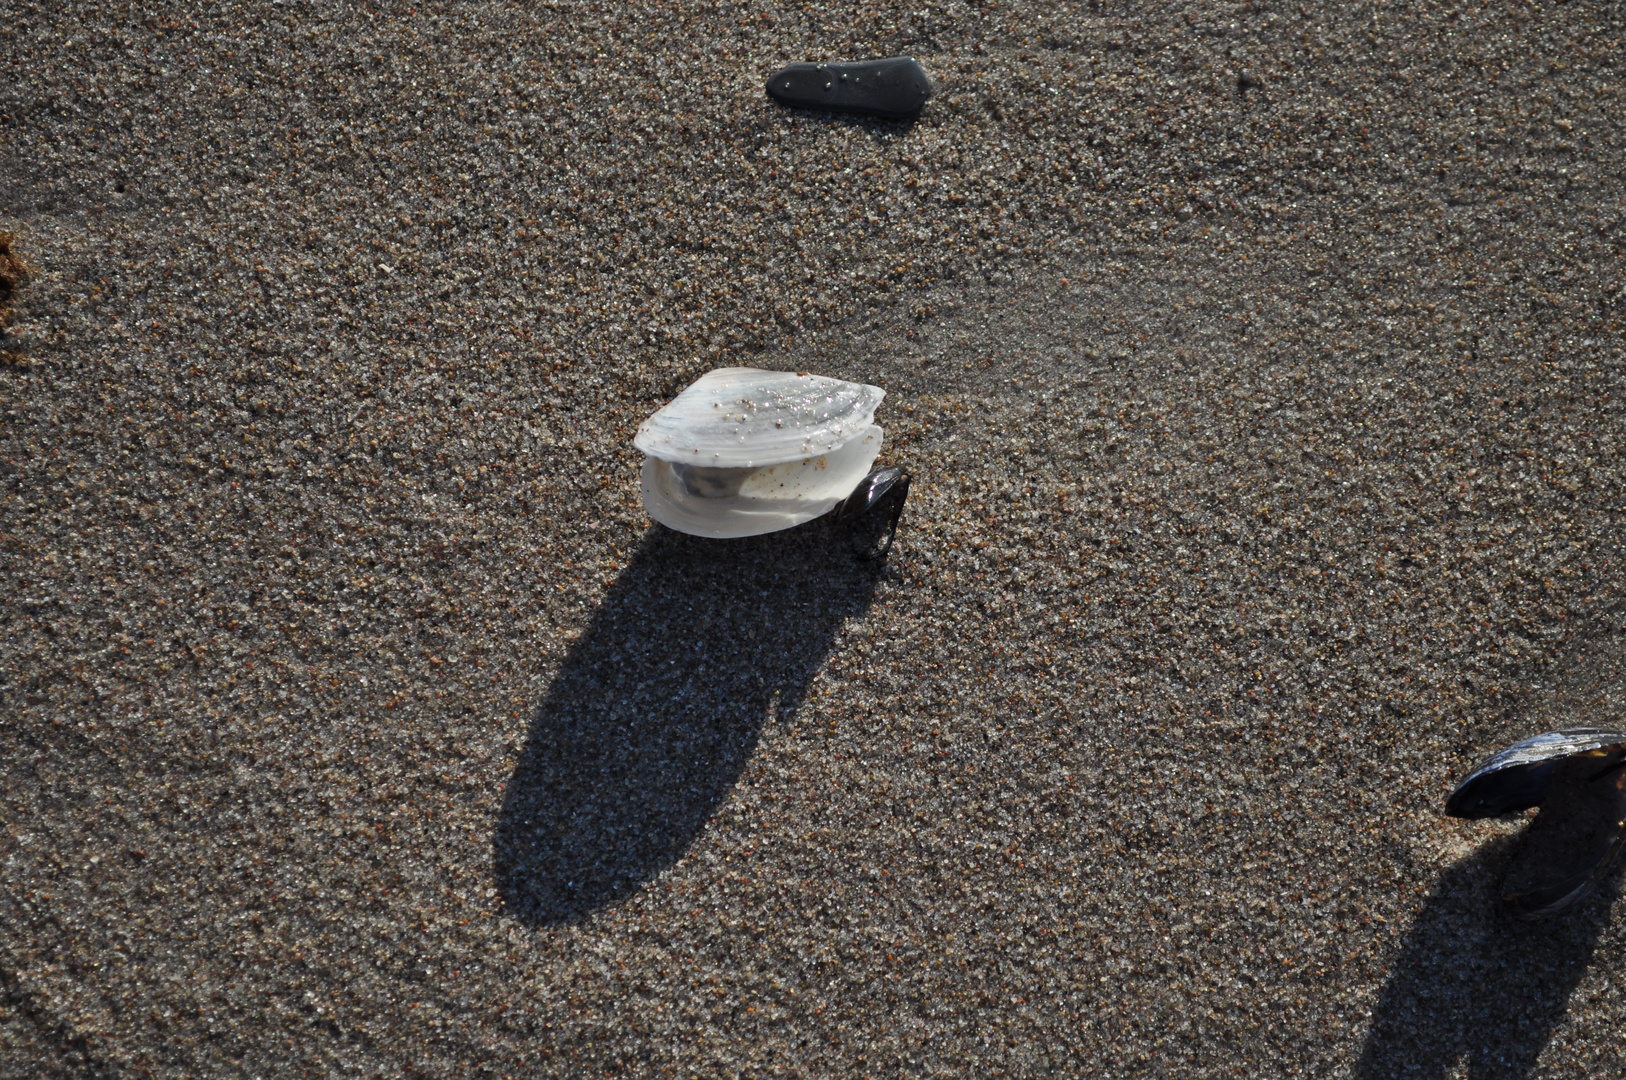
[1354,833,1620,1080]
[494,520,882,926]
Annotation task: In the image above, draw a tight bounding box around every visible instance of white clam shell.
[634,367,885,468]
[634,368,887,538]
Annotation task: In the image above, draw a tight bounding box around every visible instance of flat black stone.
[765,57,932,119]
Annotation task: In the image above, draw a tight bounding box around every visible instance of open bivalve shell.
[1445,727,1626,819]
[634,368,886,538]
[1446,728,1626,918]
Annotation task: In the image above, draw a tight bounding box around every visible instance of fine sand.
[3,1,1625,1075]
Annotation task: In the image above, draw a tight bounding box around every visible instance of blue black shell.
[1445,728,1626,819]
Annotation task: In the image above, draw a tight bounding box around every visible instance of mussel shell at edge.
[835,465,907,523]
[1499,754,1626,918]
[1444,727,1626,819]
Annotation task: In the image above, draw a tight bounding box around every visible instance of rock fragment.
[765,57,932,119]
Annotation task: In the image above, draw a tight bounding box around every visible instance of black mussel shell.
[836,466,910,560]
[1444,727,1626,819]
[1500,755,1626,919]
[765,57,932,120]
[836,466,906,523]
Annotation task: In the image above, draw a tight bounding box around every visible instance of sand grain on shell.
[3,0,1626,1076]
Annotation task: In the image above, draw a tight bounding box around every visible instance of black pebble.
[766,57,932,119]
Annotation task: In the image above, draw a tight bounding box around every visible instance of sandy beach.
[3,0,1625,1075]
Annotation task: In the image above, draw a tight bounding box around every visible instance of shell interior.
[1500,755,1626,918]
[634,368,885,469]
[641,425,884,538]
[1445,727,1626,819]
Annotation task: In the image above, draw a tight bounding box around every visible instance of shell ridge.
[634,367,884,468]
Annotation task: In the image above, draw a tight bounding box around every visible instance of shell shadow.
[493,520,881,926]
[1353,833,1621,1080]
